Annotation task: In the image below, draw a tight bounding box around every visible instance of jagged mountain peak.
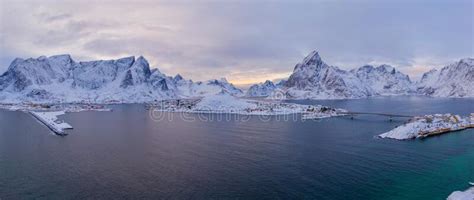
[174,74,183,81]
[301,50,322,66]
[459,58,474,64]
[376,64,395,72]
[48,54,73,60]
[293,50,326,72]
[283,50,416,99]
[219,77,229,83]
[245,80,278,97]
[135,56,148,65]
[263,80,275,86]
[286,50,333,90]
[354,64,395,73]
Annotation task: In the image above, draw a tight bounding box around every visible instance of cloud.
[36,12,72,23]
[0,0,472,83]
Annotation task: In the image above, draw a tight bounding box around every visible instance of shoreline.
[379,114,474,140]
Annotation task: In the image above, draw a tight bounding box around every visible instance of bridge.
[336,111,414,119]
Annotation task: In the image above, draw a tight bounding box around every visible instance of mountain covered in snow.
[245,80,287,98]
[416,58,474,97]
[1,51,472,103]
[0,55,242,103]
[246,80,277,97]
[246,51,472,99]
[350,64,413,96]
[281,51,414,99]
[285,51,372,99]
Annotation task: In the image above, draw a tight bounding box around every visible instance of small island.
[148,93,347,118]
[379,113,474,140]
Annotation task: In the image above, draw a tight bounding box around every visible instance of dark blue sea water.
[1,96,473,199]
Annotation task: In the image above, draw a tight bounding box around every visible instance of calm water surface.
[1,96,473,199]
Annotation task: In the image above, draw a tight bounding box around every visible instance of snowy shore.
[0,103,111,112]
[379,114,474,140]
[149,93,347,118]
[448,186,474,200]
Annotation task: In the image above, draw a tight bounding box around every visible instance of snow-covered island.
[149,93,347,118]
[379,114,474,140]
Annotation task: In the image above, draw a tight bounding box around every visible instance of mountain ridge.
[246,51,472,99]
[0,55,243,103]
[1,51,472,103]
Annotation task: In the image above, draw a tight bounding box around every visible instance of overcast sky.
[0,0,472,85]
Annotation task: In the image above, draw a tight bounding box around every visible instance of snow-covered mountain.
[284,51,413,99]
[241,51,473,99]
[417,58,474,97]
[1,52,471,103]
[246,80,277,97]
[0,55,242,103]
[174,77,243,98]
[350,64,413,95]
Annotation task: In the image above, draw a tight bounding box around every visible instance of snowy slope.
[0,55,242,103]
[175,78,243,98]
[246,80,278,97]
[417,58,474,97]
[351,64,413,95]
[194,93,256,111]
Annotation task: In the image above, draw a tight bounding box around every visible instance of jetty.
[30,111,72,135]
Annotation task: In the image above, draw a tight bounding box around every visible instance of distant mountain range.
[0,55,242,103]
[247,51,473,99]
[0,51,472,103]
